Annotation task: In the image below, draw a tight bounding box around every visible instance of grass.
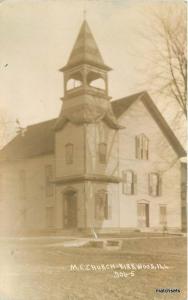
[0,236,187,300]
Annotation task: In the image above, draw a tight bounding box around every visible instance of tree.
[138,2,187,118]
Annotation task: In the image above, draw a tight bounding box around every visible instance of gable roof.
[0,91,186,162]
[0,119,56,161]
[112,91,186,157]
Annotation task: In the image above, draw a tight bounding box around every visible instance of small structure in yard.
[88,239,122,250]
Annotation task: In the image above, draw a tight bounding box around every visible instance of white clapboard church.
[0,20,186,235]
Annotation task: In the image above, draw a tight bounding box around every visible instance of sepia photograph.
[0,0,187,299]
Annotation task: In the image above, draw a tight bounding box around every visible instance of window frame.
[122,170,136,195]
[148,172,161,197]
[95,190,110,220]
[135,134,149,160]
[98,142,107,164]
[65,143,74,165]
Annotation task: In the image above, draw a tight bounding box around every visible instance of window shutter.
[158,175,162,196]
[122,171,127,194]
[135,136,139,159]
[108,197,112,219]
[133,173,137,194]
[148,173,152,195]
[104,192,108,219]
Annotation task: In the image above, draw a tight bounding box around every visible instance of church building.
[0,21,186,235]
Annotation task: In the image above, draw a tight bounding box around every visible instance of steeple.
[55,20,121,130]
[61,20,111,72]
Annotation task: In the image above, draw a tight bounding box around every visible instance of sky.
[0,0,186,145]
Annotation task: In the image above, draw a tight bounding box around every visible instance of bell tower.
[54,20,121,231]
[56,20,117,125]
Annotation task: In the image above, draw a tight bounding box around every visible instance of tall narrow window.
[95,190,110,220]
[149,173,161,196]
[135,134,149,160]
[159,205,167,226]
[98,143,107,163]
[137,203,149,227]
[46,207,54,228]
[65,143,73,164]
[45,165,53,197]
[19,170,26,200]
[122,170,136,195]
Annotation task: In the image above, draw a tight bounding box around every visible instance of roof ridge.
[26,118,57,129]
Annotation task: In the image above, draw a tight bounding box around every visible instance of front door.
[63,191,77,228]
[137,203,149,227]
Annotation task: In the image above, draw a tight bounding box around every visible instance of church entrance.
[63,190,77,229]
[137,203,149,228]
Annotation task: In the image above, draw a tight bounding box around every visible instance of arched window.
[98,143,107,163]
[87,71,105,90]
[148,173,161,196]
[65,143,73,164]
[89,78,105,89]
[122,170,136,195]
[66,72,83,91]
[135,134,149,160]
[95,190,110,220]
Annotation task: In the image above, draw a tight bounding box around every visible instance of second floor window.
[98,143,107,163]
[65,143,73,164]
[45,165,53,197]
[122,170,136,195]
[149,173,161,196]
[135,134,149,160]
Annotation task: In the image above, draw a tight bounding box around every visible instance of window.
[137,203,149,227]
[149,173,161,196]
[95,190,110,220]
[45,165,53,197]
[122,170,136,195]
[19,170,26,200]
[98,143,107,163]
[66,71,83,91]
[87,71,106,90]
[135,134,149,160]
[65,143,73,164]
[159,205,167,226]
[46,207,54,228]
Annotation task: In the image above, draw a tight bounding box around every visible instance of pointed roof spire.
[61,20,111,71]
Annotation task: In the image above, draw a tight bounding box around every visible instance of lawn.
[0,236,187,300]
